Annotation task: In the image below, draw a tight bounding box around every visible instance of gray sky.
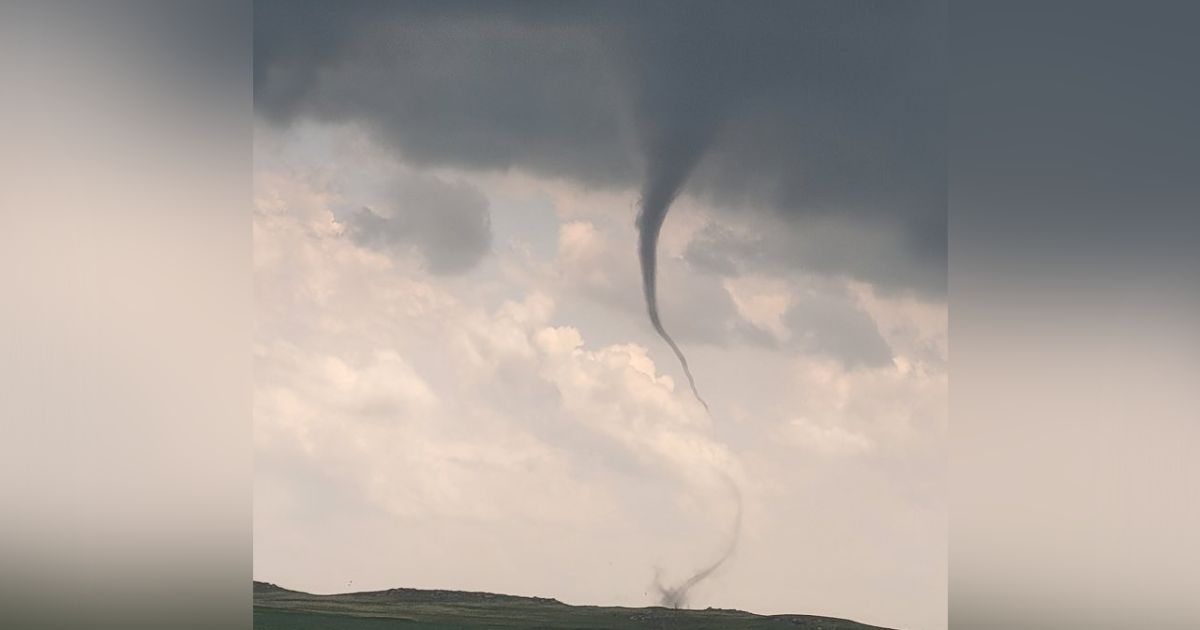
[253,3,945,629]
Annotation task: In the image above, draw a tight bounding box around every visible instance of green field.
[254,581,896,630]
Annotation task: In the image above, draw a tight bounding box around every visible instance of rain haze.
[253,2,946,629]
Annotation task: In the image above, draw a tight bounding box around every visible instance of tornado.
[654,480,743,609]
[635,122,714,412]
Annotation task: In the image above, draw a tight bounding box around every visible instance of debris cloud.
[654,479,743,609]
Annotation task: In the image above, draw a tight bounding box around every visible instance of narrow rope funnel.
[654,478,742,608]
[634,122,714,412]
[636,204,709,412]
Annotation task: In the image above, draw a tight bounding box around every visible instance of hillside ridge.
[253,580,900,630]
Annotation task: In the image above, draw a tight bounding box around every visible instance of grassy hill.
[253,581,898,630]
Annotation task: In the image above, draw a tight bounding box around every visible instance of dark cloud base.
[255,0,945,295]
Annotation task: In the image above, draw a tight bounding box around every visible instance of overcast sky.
[253,3,945,629]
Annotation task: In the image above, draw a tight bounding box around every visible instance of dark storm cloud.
[255,1,636,185]
[346,175,491,274]
[781,291,894,369]
[254,0,945,294]
[722,273,894,369]
[684,218,943,297]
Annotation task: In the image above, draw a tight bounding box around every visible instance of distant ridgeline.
[253,581,898,630]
